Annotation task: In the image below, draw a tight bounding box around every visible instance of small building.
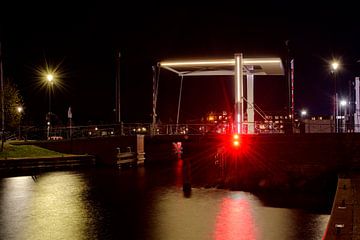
[303,116,335,133]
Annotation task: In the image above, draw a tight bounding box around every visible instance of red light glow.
[232,134,240,148]
[214,197,258,240]
[175,159,183,187]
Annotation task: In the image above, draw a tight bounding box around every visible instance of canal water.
[0,162,333,240]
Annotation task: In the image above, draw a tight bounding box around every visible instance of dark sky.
[1,1,360,125]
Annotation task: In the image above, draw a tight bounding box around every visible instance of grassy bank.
[0,142,64,159]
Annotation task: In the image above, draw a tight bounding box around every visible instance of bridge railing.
[15,121,360,141]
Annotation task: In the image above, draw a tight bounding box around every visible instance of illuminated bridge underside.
[159,58,284,76]
[159,56,284,134]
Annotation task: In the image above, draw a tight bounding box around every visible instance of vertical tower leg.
[234,53,244,134]
[355,77,360,132]
[247,73,254,134]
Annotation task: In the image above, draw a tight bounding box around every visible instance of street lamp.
[340,99,347,107]
[300,109,307,117]
[46,73,54,112]
[331,62,339,72]
[45,73,54,140]
[331,60,340,133]
[299,109,308,134]
[339,99,347,132]
[17,106,23,140]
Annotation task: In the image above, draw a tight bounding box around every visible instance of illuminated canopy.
[159,58,284,76]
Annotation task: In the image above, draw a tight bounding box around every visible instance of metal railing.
[12,121,360,141]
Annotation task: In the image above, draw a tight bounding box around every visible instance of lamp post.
[46,74,54,140]
[300,109,307,117]
[331,61,340,133]
[299,109,307,133]
[17,106,23,139]
[340,99,347,132]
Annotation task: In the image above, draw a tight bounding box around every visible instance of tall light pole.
[115,52,121,124]
[46,73,54,139]
[300,109,307,133]
[340,99,347,132]
[17,106,23,140]
[331,61,340,133]
[0,42,4,151]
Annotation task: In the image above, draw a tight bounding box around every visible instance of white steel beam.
[247,71,255,134]
[234,53,244,134]
[355,77,360,132]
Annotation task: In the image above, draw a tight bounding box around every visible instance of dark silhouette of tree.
[0,79,24,130]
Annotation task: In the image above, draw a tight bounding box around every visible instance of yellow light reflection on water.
[0,176,34,239]
[23,172,96,240]
[0,172,98,240]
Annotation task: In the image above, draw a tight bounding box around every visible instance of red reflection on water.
[175,159,183,187]
[214,197,258,240]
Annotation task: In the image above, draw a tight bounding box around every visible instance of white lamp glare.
[47,74,54,81]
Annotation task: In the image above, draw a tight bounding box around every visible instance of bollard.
[335,224,344,235]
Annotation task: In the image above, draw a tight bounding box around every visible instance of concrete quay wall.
[324,174,360,240]
[24,133,360,171]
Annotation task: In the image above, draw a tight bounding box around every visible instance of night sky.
[1,1,360,126]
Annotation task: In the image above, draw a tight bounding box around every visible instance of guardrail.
[8,121,360,141]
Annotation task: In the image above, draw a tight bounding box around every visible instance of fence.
[12,120,360,141]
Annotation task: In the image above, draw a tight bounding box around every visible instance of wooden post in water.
[136,134,145,165]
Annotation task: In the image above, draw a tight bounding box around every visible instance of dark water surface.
[0,163,333,240]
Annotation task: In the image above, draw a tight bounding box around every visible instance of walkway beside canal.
[324,173,360,240]
[0,154,96,173]
[0,141,96,173]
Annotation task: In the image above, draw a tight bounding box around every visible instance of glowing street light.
[45,72,55,140]
[17,106,23,139]
[47,74,54,82]
[339,99,348,132]
[340,99,347,107]
[300,109,307,117]
[17,106,23,114]
[331,61,339,72]
[35,60,65,140]
[45,72,55,112]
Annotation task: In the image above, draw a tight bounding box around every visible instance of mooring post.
[136,134,145,165]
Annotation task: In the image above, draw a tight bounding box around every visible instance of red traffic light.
[232,134,240,147]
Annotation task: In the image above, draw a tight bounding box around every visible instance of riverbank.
[0,141,66,159]
[0,141,96,174]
